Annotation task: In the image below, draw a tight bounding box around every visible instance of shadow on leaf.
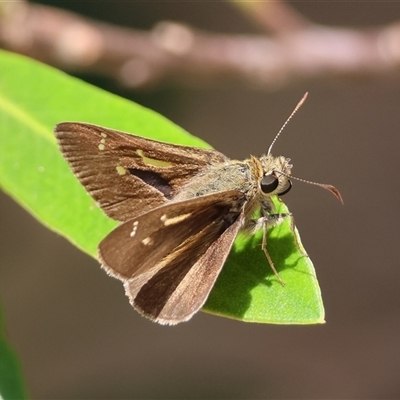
[203,225,305,320]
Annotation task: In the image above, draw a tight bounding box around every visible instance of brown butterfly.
[54,93,342,325]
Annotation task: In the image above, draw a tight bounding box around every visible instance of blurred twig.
[230,0,311,33]
[1,1,400,90]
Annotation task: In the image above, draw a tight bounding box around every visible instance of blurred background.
[1,1,400,398]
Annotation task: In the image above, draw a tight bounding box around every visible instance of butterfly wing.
[98,190,245,324]
[55,122,229,221]
[129,216,243,324]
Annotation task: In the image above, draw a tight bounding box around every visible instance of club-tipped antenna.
[276,169,344,204]
[267,92,308,156]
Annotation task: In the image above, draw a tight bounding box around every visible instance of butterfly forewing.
[99,190,245,324]
[99,190,243,279]
[55,122,229,221]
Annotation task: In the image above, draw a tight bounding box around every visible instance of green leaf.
[204,199,324,323]
[0,50,324,325]
[0,50,207,256]
[0,300,29,399]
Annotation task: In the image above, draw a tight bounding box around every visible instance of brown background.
[1,2,400,398]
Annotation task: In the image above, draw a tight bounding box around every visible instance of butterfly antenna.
[267,92,308,156]
[276,169,344,204]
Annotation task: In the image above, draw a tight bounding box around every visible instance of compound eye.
[278,179,292,196]
[260,174,279,193]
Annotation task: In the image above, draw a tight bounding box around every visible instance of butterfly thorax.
[173,159,251,201]
[172,153,292,217]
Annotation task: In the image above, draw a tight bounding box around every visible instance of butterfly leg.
[245,202,292,286]
[261,212,291,286]
[287,214,309,258]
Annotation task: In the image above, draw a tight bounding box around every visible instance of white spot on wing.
[130,221,139,237]
[160,213,192,226]
[98,134,107,151]
[142,237,154,246]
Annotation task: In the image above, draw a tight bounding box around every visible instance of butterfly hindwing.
[128,214,244,324]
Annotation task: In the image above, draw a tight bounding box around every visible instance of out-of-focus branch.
[1,2,400,90]
[230,0,311,34]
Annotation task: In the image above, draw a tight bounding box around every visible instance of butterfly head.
[258,154,293,197]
